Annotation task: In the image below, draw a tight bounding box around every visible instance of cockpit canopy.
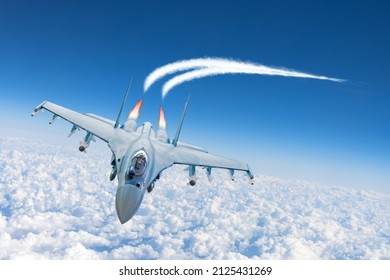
[129,150,148,177]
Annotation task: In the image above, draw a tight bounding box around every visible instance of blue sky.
[1,0,389,192]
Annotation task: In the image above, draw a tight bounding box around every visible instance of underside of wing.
[171,145,254,181]
[175,141,208,153]
[173,146,249,170]
[146,137,254,188]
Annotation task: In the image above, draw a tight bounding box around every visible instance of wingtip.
[31,101,48,117]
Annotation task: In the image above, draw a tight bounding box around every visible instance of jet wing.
[31,101,125,143]
[171,145,254,179]
[148,139,254,186]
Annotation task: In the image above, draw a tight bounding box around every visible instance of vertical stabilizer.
[172,95,190,147]
[114,77,133,128]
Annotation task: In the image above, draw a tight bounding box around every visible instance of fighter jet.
[31,85,254,224]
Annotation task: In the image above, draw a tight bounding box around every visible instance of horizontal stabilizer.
[176,141,208,153]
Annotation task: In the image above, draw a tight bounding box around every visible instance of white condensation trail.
[144,58,244,91]
[162,65,344,98]
[144,57,345,98]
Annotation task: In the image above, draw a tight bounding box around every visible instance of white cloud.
[0,137,389,259]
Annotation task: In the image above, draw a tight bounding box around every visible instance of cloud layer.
[144,58,344,98]
[0,137,389,259]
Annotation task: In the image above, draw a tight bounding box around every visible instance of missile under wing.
[32,91,254,224]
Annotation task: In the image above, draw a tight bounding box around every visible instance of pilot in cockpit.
[128,153,147,180]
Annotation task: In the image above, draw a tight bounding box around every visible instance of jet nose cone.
[115,184,142,224]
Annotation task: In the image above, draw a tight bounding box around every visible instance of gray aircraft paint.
[32,97,253,224]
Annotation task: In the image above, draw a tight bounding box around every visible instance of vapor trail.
[144,58,243,91]
[162,65,343,98]
[144,57,344,98]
